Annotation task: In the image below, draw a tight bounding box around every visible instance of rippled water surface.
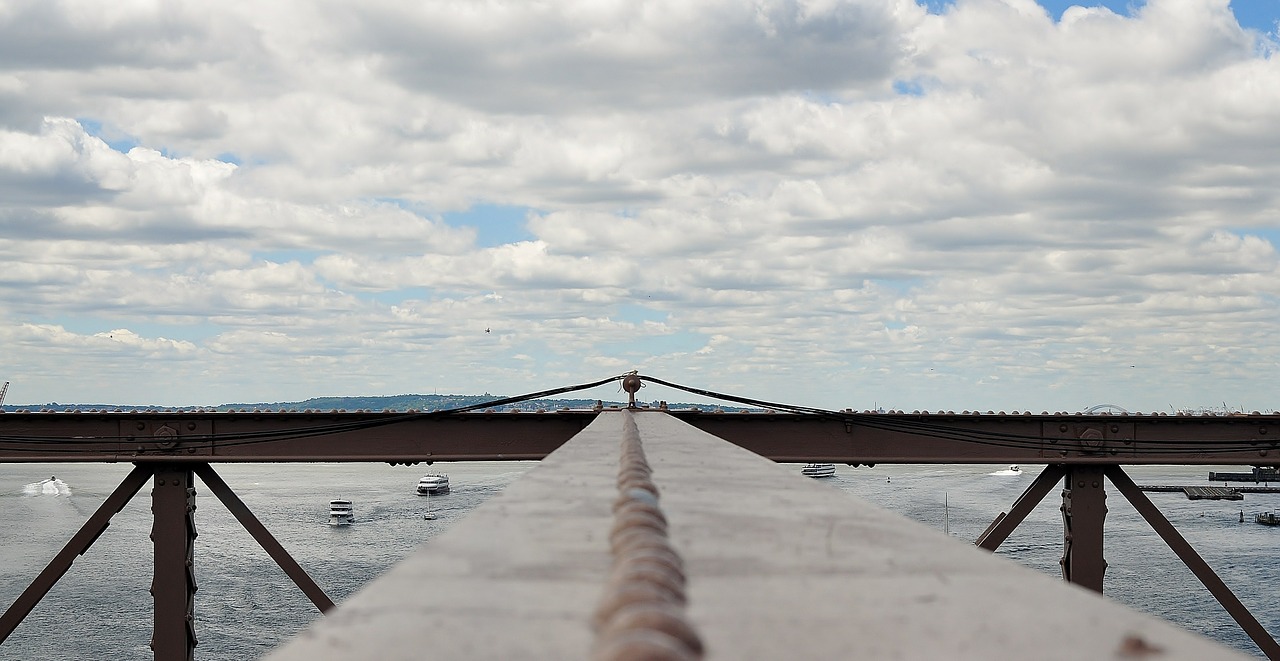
[2,462,1276,659]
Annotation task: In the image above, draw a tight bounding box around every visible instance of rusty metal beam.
[976,464,1066,551]
[0,464,153,644]
[0,411,590,463]
[193,464,334,613]
[148,465,198,660]
[1059,466,1108,593]
[1105,466,1280,660]
[2,410,1278,465]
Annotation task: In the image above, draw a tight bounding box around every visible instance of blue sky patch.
[1033,0,1145,21]
[893,80,926,96]
[77,118,141,153]
[614,303,668,325]
[441,204,538,247]
[1230,0,1280,34]
[917,1,1276,35]
[46,317,215,343]
[1231,227,1280,248]
[919,0,952,14]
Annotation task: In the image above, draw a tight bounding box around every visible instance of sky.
[1,0,1278,413]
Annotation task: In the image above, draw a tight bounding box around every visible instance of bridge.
[2,374,1278,659]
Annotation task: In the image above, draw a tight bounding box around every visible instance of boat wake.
[23,476,71,496]
[989,465,1023,477]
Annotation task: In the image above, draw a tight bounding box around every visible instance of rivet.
[1059,424,1069,433]
[158,479,166,486]
[136,422,146,431]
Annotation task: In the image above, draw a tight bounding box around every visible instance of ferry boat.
[801,463,836,478]
[328,499,354,526]
[417,474,450,495]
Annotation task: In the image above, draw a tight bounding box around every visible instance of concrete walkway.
[264,410,1251,660]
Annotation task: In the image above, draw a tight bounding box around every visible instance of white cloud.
[0,0,1278,412]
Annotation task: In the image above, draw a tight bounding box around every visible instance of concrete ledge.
[264,411,1252,660]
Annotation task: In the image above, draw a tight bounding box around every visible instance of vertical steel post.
[1060,465,1107,593]
[149,465,197,661]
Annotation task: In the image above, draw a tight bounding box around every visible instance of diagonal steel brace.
[0,464,154,644]
[976,464,1066,551]
[1106,465,1280,660]
[193,464,335,613]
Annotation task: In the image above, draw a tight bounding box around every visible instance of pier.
[1139,485,1280,499]
[3,375,1280,659]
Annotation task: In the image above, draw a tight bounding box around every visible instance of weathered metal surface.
[149,466,198,660]
[1,410,1278,465]
[263,411,1253,660]
[0,411,591,462]
[1059,466,1108,593]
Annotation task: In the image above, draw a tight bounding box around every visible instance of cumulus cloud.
[0,0,1278,411]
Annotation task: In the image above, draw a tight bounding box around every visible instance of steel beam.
[0,464,153,644]
[1060,466,1108,593]
[2,410,1279,465]
[1105,466,1280,660]
[149,465,197,661]
[976,464,1066,551]
[193,464,334,613]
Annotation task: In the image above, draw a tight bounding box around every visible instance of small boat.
[1009,465,1021,473]
[328,499,354,526]
[1256,511,1280,526]
[417,473,450,495]
[801,463,836,478]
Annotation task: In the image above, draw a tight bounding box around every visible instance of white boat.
[801,463,836,478]
[328,499,354,526]
[417,473,450,495]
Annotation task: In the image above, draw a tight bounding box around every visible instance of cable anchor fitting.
[621,371,643,408]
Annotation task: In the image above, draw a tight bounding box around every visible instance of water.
[0,462,531,660]
[2,462,1277,659]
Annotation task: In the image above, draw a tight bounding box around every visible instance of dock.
[1137,485,1280,500]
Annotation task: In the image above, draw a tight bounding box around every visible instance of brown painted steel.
[148,465,198,660]
[0,411,589,463]
[1105,466,1280,660]
[975,464,1066,551]
[2,410,1278,465]
[0,464,153,644]
[193,464,335,613]
[1059,466,1108,593]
